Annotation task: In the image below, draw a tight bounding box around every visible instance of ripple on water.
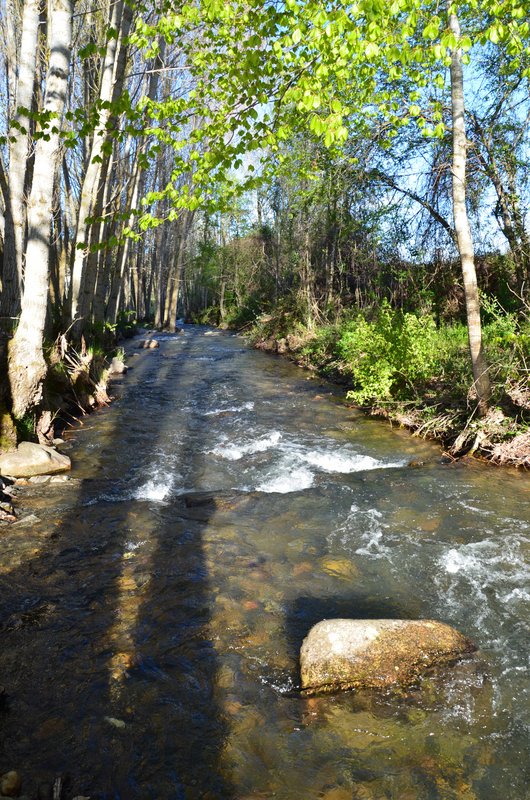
[3,327,528,800]
[207,430,407,495]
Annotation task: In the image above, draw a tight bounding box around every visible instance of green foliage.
[248,294,313,342]
[116,311,138,339]
[15,413,36,442]
[299,325,340,370]
[222,297,263,329]
[190,305,221,325]
[481,295,530,387]
[336,304,445,404]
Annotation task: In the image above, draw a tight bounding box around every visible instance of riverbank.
[246,311,530,469]
[0,335,135,525]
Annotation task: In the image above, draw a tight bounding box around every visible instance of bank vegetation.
[0,0,529,466]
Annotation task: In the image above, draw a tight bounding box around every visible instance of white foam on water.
[300,450,378,472]
[458,499,494,516]
[500,587,530,604]
[298,448,405,473]
[441,547,480,575]
[354,508,389,557]
[125,539,147,552]
[255,465,314,494]
[209,431,282,461]
[208,429,407,495]
[133,472,175,502]
[203,402,254,416]
[436,535,529,628]
[327,501,391,558]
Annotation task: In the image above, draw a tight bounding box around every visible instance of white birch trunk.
[106,160,143,324]
[8,0,72,419]
[69,0,133,329]
[1,0,40,317]
[448,9,491,411]
[167,211,195,330]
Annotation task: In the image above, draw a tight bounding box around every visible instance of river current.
[0,326,528,799]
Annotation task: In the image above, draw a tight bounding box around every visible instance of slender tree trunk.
[1,0,40,318]
[448,9,491,412]
[83,147,115,325]
[8,0,72,418]
[69,0,133,330]
[167,210,195,330]
[300,223,314,328]
[472,120,528,289]
[106,160,144,324]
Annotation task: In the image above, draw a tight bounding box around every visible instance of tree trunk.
[448,9,491,412]
[8,0,72,418]
[167,211,195,330]
[106,158,144,324]
[1,0,40,318]
[69,0,133,331]
[82,147,115,325]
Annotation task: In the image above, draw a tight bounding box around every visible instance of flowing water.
[0,327,528,799]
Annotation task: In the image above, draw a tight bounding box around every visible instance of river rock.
[0,442,71,478]
[300,619,476,695]
[0,771,22,797]
[109,357,127,375]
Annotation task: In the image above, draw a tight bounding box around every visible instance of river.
[0,326,528,799]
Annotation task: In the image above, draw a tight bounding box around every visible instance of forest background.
[0,0,530,464]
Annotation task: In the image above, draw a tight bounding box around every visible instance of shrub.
[336,303,444,405]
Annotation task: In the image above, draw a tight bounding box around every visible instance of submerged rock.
[300,618,476,695]
[0,771,22,797]
[0,442,71,478]
[319,556,360,581]
[104,716,127,729]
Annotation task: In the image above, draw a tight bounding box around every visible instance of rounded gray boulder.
[300,618,476,695]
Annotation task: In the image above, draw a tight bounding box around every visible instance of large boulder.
[109,357,128,375]
[0,442,71,478]
[300,618,476,695]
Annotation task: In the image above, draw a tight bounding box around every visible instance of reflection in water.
[0,326,528,799]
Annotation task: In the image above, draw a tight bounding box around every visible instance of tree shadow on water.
[283,592,413,669]
[0,331,234,799]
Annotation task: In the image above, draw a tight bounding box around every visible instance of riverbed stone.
[300,619,476,695]
[0,771,22,797]
[0,442,71,478]
[319,556,360,581]
[109,357,128,374]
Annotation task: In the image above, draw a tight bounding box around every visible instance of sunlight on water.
[255,463,315,493]
[0,326,528,800]
[133,473,174,502]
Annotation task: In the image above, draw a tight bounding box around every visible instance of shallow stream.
[0,327,528,799]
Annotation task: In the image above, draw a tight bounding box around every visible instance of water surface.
[0,327,528,799]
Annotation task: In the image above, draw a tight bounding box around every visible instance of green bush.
[481,296,530,389]
[336,303,446,404]
[300,325,339,369]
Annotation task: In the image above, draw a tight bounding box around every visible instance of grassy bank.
[247,301,530,468]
